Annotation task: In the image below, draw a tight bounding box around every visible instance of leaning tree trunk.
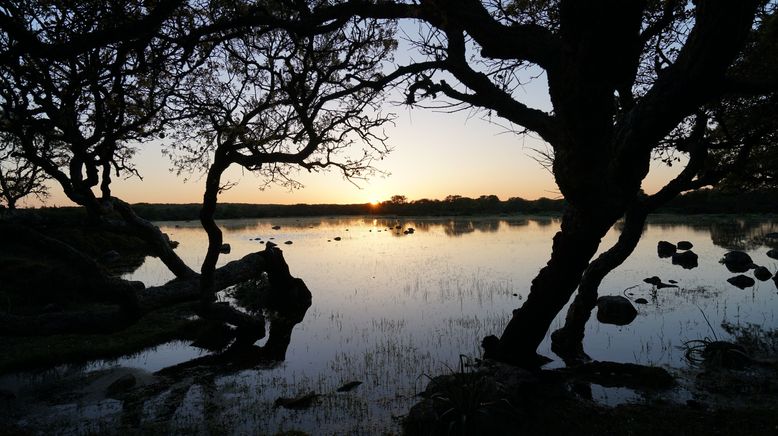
[487,206,615,366]
[550,206,649,364]
[0,242,298,336]
[197,153,265,339]
[549,137,716,364]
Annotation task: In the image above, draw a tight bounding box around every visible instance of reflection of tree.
[502,219,530,228]
[709,220,778,251]
[120,280,311,428]
[442,220,476,237]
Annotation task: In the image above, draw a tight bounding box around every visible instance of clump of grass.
[413,356,520,435]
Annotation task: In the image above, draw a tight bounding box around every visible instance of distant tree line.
[661,188,778,214]
[23,188,778,223]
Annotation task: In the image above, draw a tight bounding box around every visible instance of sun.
[369,197,381,206]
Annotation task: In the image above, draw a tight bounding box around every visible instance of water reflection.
[5,215,778,434]
[121,279,312,428]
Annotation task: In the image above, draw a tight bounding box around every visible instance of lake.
[3,215,778,434]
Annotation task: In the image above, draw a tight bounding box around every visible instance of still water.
[5,215,778,434]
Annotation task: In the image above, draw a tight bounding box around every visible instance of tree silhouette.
[0,134,49,210]
[0,2,398,335]
[245,0,778,365]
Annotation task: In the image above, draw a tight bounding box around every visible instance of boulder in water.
[596,296,638,326]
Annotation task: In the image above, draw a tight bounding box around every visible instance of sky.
[38,104,682,208]
[34,23,684,208]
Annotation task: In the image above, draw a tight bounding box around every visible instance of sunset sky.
[37,105,682,208]
[36,47,683,208]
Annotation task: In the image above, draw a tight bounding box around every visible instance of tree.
[166,11,398,329]
[241,0,778,365]
[0,1,400,337]
[0,134,49,210]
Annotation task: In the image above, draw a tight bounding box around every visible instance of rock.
[634,298,648,304]
[271,225,281,230]
[406,227,415,234]
[657,241,676,258]
[727,274,755,289]
[765,232,778,239]
[668,279,678,284]
[676,241,693,250]
[336,381,363,392]
[333,236,341,241]
[767,249,778,260]
[284,241,293,245]
[643,276,678,288]
[274,392,319,409]
[721,251,754,273]
[106,374,136,397]
[481,335,500,359]
[100,250,121,263]
[672,250,698,269]
[219,243,231,254]
[168,240,179,249]
[596,296,638,326]
[395,225,401,229]
[754,266,772,281]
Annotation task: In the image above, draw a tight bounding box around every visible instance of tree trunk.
[489,206,614,366]
[193,154,266,337]
[0,243,299,336]
[550,207,649,364]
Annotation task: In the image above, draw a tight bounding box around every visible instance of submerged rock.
[596,296,638,326]
[721,251,754,273]
[754,266,773,281]
[672,250,698,269]
[727,274,755,289]
[284,241,293,245]
[274,392,319,409]
[333,236,342,241]
[271,225,281,230]
[643,276,678,288]
[657,241,676,258]
[336,381,363,392]
[106,374,136,397]
[634,298,649,304]
[676,241,693,250]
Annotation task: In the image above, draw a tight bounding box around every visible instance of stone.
[643,276,677,288]
[634,298,648,304]
[284,241,293,245]
[333,237,342,241]
[766,249,778,260]
[657,241,676,258]
[672,250,698,269]
[272,225,281,230]
[677,241,693,250]
[727,274,755,289]
[721,251,754,273]
[596,296,638,326]
[219,243,231,254]
[336,381,363,392]
[100,250,121,263]
[765,232,778,239]
[754,266,772,281]
[106,374,136,397]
